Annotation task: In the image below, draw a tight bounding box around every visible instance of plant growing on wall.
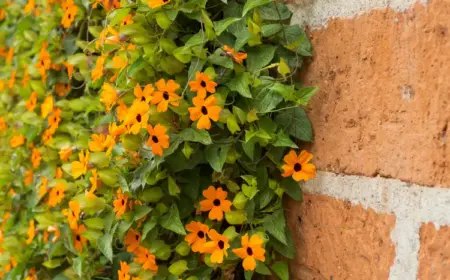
[0,0,317,279]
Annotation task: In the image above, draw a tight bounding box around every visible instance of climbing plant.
[0,0,317,279]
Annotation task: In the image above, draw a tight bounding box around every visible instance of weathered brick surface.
[418,223,450,280]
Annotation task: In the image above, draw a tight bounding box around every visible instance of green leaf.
[273,131,298,148]
[185,32,205,48]
[83,218,105,230]
[242,139,256,159]
[242,0,271,16]
[134,205,153,221]
[251,83,284,113]
[277,58,290,77]
[160,204,186,235]
[128,57,147,77]
[160,56,185,75]
[259,188,275,209]
[98,233,113,262]
[214,17,241,36]
[208,49,233,69]
[275,107,313,142]
[168,176,180,196]
[204,144,231,172]
[72,257,83,276]
[43,258,65,269]
[261,24,282,37]
[272,261,289,280]
[142,216,158,240]
[233,106,247,124]
[270,230,295,259]
[242,184,258,199]
[263,209,287,245]
[282,24,312,56]
[234,29,251,51]
[246,45,277,72]
[226,72,252,98]
[256,261,272,275]
[295,86,319,105]
[259,3,292,20]
[107,8,131,26]
[281,178,302,201]
[173,47,192,63]
[178,128,212,144]
[244,270,254,280]
[227,114,241,134]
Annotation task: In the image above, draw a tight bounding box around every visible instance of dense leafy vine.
[0,0,317,279]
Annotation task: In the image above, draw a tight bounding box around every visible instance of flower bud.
[168,260,188,276]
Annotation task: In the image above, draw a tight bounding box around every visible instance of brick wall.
[287,0,450,279]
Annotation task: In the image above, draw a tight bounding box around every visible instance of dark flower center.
[76,235,81,241]
[56,191,60,196]
[152,136,159,143]
[201,106,208,115]
[218,240,225,249]
[163,92,169,100]
[68,14,71,19]
[141,96,146,102]
[162,0,169,3]
[246,247,253,256]
[135,234,139,241]
[200,80,207,87]
[294,163,302,172]
[72,211,75,217]
[121,199,125,205]
[136,114,142,122]
[213,199,221,206]
[197,231,205,238]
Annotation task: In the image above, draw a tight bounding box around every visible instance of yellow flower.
[203,229,230,264]
[148,0,170,9]
[123,100,149,134]
[185,221,209,253]
[281,150,316,182]
[26,220,35,245]
[118,261,131,280]
[146,124,169,156]
[10,135,25,148]
[88,133,116,155]
[61,3,78,28]
[92,55,106,81]
[134,83,154,104]
[22,66,30,87]
[42,128,55,145]
[48,107,62,130]
[63,61,74,79]
[188,95,221,130]
[41,95,54,118]
[8,70,16,88]
[25,92,37,112]
[62,200,80,230]
[86,169,99,199]
[38,177,48,198]
[151,79,181,112]
[109,55,128,82]
[232,234,266,271]
[24,0,35,14]
[71,150,90,178]
[199,186,232,221]
[31,148,41,169]
[100,83,118,111]
[121,14,134,26]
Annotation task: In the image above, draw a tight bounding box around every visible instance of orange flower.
[134,246,158,273]
[121,14,134,26]
[123,100,149,134]
[56,167,63,179]
[24,169,33,186]
[146,124,169,156]
[281,150,316,182]
[86,169,99,199]
[48,107,62,130]
[188,95,221,130]
[61,4,78,28]
[41,95,53,118]
[100,83,118,111]
[24,0,35,13]
[109,122,126,138]
[118,261,130,280]
[63,61,74,79]
[185,221,209,253]
[88,133,115,155]
[73,224,87,252]
[6,47,14,65]
[124,228,141,253]
[203,229,230,264]
[223,45,247,64]
[26,92,37,112]
[22,66,30,87]
[96,27,120,49]
[0,117,7,133]
[134,83,154,104]
[35,44,51,82]
[42,128,55,145]
[188,72,217,98]
[26,220,35,245]
[0,9,5,21]
[55,83,71,97]
[113,189,128,218]
[92,55,106,81]
[48,182,66,207]
[62,200,80,230]
[8,70,16,88]
[31,148,41,169]
[10,135,25,148]
[151,79,180,112]
[116,100,128,122]
[199,186,232,221]
[148,0,170,8]
[109,55,127,82]
[38,177,48,198]
[71,150,90,178]
[232,234,265,271]
[59,147,73,161]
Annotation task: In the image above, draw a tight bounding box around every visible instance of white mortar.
[289,0,428,29]
[303,171,450,280]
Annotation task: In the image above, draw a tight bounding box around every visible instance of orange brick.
[418,223,450,280]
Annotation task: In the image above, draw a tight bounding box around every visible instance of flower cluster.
[0,0,317,278]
